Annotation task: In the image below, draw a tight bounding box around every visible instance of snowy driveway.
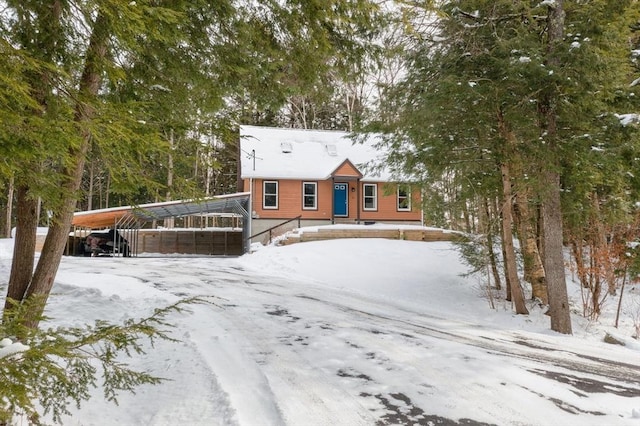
[7,239,640,425]
[191,264,640,426]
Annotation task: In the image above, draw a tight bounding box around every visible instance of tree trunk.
[590,192,616,295]
[87,159,95,211]
[501,163,529,315]
[463,203,472,234]
[105,173,110,208]
[206,141,213,196]
[570,237,588,288]
[4,186,38,314]
[495,108,522,305]
[615,272,627,329]
[484,197,502,290]
[537,203,545,258]
[164,128,175,229]
[3,176,14,238]
[591,253,601,318]
[540,0,572,334]
[23,11,110,328]
[499,199,512,301]
[515,188,547,303]
[4,1,63,323]
[541,168,572,333]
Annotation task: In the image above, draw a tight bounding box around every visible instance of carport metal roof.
[72,192,250,229]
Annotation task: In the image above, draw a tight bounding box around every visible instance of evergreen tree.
[372,0,640,332]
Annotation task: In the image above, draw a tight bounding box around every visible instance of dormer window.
[280,142,293,153]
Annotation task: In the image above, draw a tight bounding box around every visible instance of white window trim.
[263,180,278,210]
[302,182,317,210]
[397,185,411,211]
[363,183,377,211]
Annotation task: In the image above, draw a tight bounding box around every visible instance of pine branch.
[0,297,214,424]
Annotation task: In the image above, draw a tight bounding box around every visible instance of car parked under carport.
[72,229,131,257]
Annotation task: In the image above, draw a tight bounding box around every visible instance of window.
[263,181,278,209]
[397,185,411,211]
[363,184,377,210]
[303,182,317,210]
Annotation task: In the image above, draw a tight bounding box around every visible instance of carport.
[69,193,251,256]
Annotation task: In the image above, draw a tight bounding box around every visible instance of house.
[239,125,423,238]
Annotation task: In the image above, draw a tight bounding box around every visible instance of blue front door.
[333,183,348,216]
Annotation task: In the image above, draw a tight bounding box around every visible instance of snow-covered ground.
[1,232,640,425]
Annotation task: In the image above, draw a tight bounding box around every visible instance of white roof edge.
[240,173,390,182]
[240,124,351,136]
[73,192,251,217]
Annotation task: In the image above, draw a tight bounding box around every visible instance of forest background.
[0,0,639,338]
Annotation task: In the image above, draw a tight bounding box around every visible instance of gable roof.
[331,159,363,179]
[239,125,390,181]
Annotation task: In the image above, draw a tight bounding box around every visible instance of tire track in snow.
[293,292,640,392]
[118,260,640,425]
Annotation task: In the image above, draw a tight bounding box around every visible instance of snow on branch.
[615,113,640,126]
[537,0,558,8]
[0,338,29,359]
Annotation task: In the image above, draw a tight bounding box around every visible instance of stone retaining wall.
[282,228,461,245]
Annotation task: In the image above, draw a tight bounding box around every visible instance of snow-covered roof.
[239,125,390,181]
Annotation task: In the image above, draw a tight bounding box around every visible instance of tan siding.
[250,179,331,220]
[245,178,422,222]
[359,183,422,222]
[315,181,334,219]
[333,160,361,178]
[278,180,303,218]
